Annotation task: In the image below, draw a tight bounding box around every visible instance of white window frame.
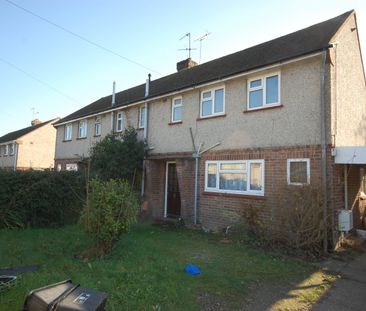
[287,158,310,186]
[9,143,14,155]
[4,144,9,156]
[171,96,183,123]
[64,123,72,141]
[116,112,123,132]
[94,117,101,136]
[200,86,225,118]
[205,159,265,196]
[139,106,146,129]
[78,120,87,138]
[65,163,78,171]
[247,72,281,111]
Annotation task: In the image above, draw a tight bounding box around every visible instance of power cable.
[3,0,161,75]
[0,56,79,103]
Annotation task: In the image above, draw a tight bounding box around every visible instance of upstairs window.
[171,97,182,122]
[78,120,87,138]
[64,123,72,141]
[4,145,8,156]
[200,87,225,118]
[139,106,146,129]
[95,117,101,136]
[287,159,310,185]
[9,144,14,155]
[116,112,123,132]
[205,160,264,196]
[248,73,280,110]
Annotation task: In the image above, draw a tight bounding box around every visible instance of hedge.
[0,170,86,229]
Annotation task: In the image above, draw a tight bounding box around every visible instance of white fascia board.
[334,146,366,164]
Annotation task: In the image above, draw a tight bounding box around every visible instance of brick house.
[0,118,59,170]
[53,11,366,243]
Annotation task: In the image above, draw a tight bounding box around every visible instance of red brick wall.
[146,145,335,231]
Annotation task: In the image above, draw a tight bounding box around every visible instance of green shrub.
[0,170,85,229]
[80,178,139,255]
[89,127,146,187]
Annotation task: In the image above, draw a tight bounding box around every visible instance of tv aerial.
[195,31,211,63]
[178,32,196,58]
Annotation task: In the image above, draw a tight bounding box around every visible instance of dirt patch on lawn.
[198,270,336,311]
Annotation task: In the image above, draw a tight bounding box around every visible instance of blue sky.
[1,0,365,135]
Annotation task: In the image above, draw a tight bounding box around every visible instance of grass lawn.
[0,223,333,310]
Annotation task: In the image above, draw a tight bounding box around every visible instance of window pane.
[266,75,279,104]
[250,79,262,88]
[249,89,263,108]
[174,98,182,106]
[140,108,146,127]
[207,163,217,188]
[117,119,123,131]
[250,163,262,191]
[219,173,247,191]
[290,161,308,184]
[202,91,211,99]
[202,100,212,116]
[173,106,182,121]
[220,163,246,171]
[214,89,224,113]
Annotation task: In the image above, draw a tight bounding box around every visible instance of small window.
[205,160,264,195]
[116,112,123,132]
[171,97,182,122]
[139,106,146,129]
[95,117,101,136]
[248,73,280,110]
[56,164,62,172]
[287,159,310,185]
[78,120,87,138]
[9,144,14,155]
[65,163,78,171]
[200,87,225,118]
[64,123,72,141]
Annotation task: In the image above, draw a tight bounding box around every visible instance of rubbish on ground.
[185,263,201,275]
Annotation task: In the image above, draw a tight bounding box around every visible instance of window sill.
[76,137,87,140]
[243,104,283,113]
[203,191,266,200]
[137,127,144,131]
[93,135,101,138]
[62,139,72,142]
[197,114,226,121]
[168,121,182,126]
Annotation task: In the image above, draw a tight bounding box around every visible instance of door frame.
[164,161,176,218]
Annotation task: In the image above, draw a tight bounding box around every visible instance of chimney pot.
[177,58,198,71]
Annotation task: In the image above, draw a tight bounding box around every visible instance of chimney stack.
[31,119,41,126]
[177,58,198,72]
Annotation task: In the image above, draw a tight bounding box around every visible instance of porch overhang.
[333,146,366,164]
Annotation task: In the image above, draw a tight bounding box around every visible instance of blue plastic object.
[184,264,201,275]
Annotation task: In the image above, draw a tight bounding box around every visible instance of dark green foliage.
[89,127,145,185]
[0,170,85,229]
[79,179,139,255]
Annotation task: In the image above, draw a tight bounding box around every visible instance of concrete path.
[312,252,366,310]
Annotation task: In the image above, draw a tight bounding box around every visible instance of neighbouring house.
[53,10,366,245]
[0,118,60,170]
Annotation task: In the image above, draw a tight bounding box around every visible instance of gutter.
[53,51,324,127]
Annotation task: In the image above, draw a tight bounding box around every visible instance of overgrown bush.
[79,178,139,255]
[89,127,145,186]
[0,170,85,229]
[239,185,327,256]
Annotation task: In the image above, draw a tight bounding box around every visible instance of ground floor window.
[287,158,310,185]
[205,160,264,195]
[65,163,78,171]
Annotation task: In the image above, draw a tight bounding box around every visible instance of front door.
[165,162,181,218]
